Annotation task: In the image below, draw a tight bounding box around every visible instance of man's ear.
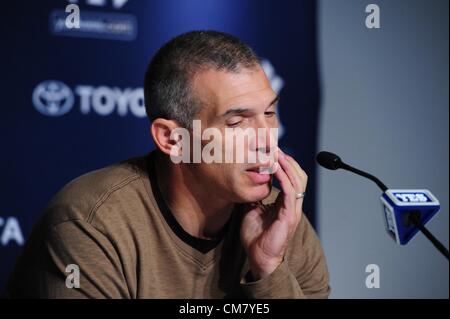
[151,118,185,157]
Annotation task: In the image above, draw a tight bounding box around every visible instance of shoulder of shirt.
[42,154,150,228]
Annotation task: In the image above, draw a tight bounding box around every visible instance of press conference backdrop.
[0,0,448,299]
[1,0,321,296]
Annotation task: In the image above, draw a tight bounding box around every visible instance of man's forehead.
[193,66,276,115]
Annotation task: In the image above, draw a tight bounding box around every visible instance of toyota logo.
[32,80,74,116]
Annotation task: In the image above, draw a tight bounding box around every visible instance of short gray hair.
[144,30,260,129]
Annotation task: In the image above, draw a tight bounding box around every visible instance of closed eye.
[226,121,242,127]
[226,117,243,127]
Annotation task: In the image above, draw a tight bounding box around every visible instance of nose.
[252,118,278,160]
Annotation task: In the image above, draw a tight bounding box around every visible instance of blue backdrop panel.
[0,0,320,296]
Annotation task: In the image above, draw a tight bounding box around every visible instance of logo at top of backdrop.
[50,0,137,41]
[68,0,130,9]
[32,80,74,117]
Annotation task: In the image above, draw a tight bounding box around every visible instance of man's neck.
[154,152,234,240]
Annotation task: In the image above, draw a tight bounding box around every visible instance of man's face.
[184,65,279,203]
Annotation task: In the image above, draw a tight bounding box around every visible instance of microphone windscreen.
[316,151,342,170]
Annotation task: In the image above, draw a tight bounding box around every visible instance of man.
[8,30,330,298]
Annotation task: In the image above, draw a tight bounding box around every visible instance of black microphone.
[316,151,387,191]
[316,151,449,260]
[316,151,342,170]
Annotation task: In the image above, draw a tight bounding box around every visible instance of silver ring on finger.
[295,192,305,199]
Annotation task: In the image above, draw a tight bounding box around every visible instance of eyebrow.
[220,95,280,118]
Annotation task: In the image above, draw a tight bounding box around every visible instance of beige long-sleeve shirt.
[8,151,330,298]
